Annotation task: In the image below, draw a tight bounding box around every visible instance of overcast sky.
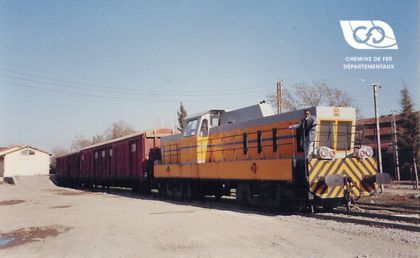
[0,0,418,151]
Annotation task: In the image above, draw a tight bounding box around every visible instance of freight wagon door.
[94,151,100,184]
[129,140,138,180]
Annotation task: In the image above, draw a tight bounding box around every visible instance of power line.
[0,79,266,102]
[0,73,272,97]
[0,67,274,94]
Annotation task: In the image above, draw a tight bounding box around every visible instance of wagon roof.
[78,128,178,151]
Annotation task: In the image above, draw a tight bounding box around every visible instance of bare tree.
[104,120,136,140]
[70,134,92,151]
[50,146,69,170]
[267,80,361,117]
[66,120,136,153]
[91,134,105,144]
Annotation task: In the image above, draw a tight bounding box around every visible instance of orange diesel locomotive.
[154,104,389,208]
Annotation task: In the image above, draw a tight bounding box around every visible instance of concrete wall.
[3,148,50,176]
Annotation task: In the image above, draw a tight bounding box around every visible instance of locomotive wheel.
[158,182,167,197]
[236,183,250,204]
[182,182,192,200]
[190,184,203,200]
[165,182,173,197]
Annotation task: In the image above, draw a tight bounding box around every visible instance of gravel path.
[0,176,418,258]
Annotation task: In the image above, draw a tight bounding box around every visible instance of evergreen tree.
[177,102,187,131]
[397,86,419,177]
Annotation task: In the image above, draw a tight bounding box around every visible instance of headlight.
[353,145,373,159]
[316,146,336,160]
[364,146,374,157]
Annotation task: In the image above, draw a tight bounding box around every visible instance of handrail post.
[233,135,236,161]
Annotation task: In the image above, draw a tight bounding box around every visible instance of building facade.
[0,145,51,177]
[357,113,418,180]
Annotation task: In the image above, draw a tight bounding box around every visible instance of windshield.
[319,121,335,149]
[183,119,198,136]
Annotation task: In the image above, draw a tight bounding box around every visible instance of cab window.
[210,114,219,127]
[319,121,335,149]
[184,119,198,136]
[337,121,352,150]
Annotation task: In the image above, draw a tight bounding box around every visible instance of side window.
[183,119,198,136]
[210,114,219,127]
[200,119,209,137]
[109,149,113,156]
[131,143,137,152]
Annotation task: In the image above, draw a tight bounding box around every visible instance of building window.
[21,149,35,155]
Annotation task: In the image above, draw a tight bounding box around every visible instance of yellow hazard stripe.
[309,158,378,199]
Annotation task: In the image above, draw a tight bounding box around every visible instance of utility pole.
[413,153,419,190]
[276,79,284,114]
[371,84,384,192]
[391,110,401,181]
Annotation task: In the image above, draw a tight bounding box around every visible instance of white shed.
[0,145,51,177]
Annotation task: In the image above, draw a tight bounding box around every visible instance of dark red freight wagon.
[67,152,80,186]
[55,154,68,184]
[79,149,94,187]
[79,128,177,191]
[55,152,79,186]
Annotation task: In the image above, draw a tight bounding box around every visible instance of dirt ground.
[358,183,420,208]
[0,176,419,258]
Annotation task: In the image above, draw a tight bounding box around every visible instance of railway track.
[79,186,420,232]
[306,211,420,233]
[355,202,419,214]
[334,209,419,224]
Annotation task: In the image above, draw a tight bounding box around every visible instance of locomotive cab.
[183,110,224,138]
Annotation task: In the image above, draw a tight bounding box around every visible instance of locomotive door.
[198,118,209,163]
[129,140,138,180]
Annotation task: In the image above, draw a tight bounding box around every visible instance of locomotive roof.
[185,109,225,120]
